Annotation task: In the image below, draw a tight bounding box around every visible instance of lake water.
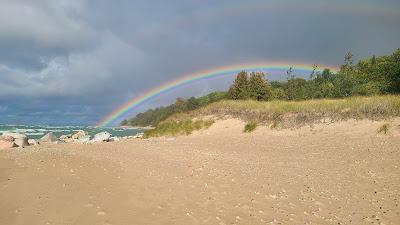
[0,124,145,140]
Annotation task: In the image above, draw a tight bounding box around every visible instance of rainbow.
[97,62,338,127]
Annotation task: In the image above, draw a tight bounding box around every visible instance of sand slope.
[1,119,400,225]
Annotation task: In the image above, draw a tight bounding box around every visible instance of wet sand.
[1,119,399,225]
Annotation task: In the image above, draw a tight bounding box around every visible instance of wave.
[25,132,45,136]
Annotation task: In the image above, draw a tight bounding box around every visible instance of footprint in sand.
[97,211,106,216]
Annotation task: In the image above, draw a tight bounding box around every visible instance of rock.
[3,133,29,148]
[72,130,87,139]
[75,135,91,144]
[133,133,144,138]
[60,134,74,143]
[40,132,59,143]
[61,134,72,139]
[60,134,72,140]
[91,132,112,143]
[1,135,15,142]
[0,136,17,149]
[109,137,120,142]
[28,139,40,146]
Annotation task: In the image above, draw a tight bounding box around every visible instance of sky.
[0,0,399,125]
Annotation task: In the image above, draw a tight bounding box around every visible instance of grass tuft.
[244,122,257,133]
[143,120,214,138]
[378,123,390,135]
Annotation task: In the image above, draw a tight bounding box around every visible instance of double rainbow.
[97,62,338,127]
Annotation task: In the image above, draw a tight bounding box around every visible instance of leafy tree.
[248,72,271,101]
[321,69,333,81]
[341,52,354,73]
[352,82,381,96]
[320,82,334,98]
[286,78,307,100]
[271,87,286,100]
[331,73,356,97]
[120,119,128,126]
[228,71,249,100]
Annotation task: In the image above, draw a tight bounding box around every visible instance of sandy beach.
[1,119,399,225]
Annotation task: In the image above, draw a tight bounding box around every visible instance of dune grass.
[143,120,214,138]
[243,122,257,133]
[168,95,400,128]
[378,123,391,135]
[244,122,257,132]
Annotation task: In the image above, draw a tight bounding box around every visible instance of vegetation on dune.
[176,95,400,128]
[122,49,400,129]
[143,120,214,138]
[244,122,257,133]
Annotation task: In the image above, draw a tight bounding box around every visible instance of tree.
[320,82,334,98]
[186,97,200,110]
[286,66,295,80]
[271,87,286,100]
[228,71,249,100]
[248,72,271,101]
[371,55,376,65]
[309,64,318,80]
[332,73,356,97]
[286,78,307,100]
[321,69,333,81]
[340,52,354,73]
[120,119,128,126]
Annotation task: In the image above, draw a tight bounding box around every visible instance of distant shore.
[118,125,154,129]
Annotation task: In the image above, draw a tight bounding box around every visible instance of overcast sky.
[0,0,399,125]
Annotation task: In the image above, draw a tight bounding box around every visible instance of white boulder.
[75,135,91,144]
[3,133,29,148]
[72,130,87,139]
[28,139,40,146]
[91,132,112,143]
[0,136,17,149]
[40,132,59,143]
[60,134,74,143]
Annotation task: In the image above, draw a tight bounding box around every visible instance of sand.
[0,119,399,225]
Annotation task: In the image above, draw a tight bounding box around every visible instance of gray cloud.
[0,0,93,48]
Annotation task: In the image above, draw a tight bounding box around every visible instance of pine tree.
[248,72,271,101]
[228,71,249,100]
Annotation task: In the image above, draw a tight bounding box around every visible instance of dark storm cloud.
[0,0,399,125]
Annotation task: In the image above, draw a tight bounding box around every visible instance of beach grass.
[378,123,391,134]
[244,122,257,132]
[143,120,214,138]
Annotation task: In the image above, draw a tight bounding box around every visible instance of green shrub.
[244,122,257,132]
